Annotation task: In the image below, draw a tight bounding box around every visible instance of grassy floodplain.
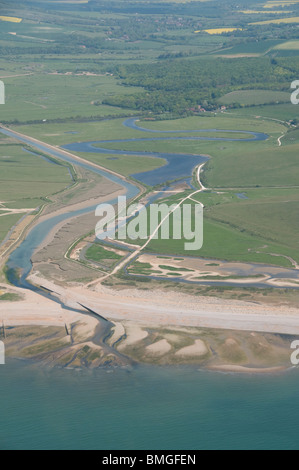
[9,119,167,176]
[70,112,296,268]
[123,191,299,267]
[9,109,298,267]
[219,90,290,106]
[229,102,299,121]
[2,74,142,123]
[132,115,299,266]
[0,141,72,242]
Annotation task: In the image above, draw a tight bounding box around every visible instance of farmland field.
[1,74,143,123]
[274,40,299,49]
[250,17,299,25]
[202,28,242,35]
[124,190,299,266]
[0,16,22,23]
[0,143,73,240]
[229,103,298,121]
[219,90,290,106]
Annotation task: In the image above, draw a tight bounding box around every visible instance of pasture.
[133,186,299,266]
[1,73,143,123]
[219,90,290,106]
[0,143,72,241]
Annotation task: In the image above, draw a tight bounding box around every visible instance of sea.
[0,360,299,450]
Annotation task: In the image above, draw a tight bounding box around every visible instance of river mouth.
[4,266,134,366]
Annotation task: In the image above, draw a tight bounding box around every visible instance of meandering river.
[1,119,298,290]
[63,118,268,186]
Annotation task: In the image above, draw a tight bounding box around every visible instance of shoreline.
[206,365,289,375]
[1,281,297,372]
[3,356,293,377]
[27,276,299,335]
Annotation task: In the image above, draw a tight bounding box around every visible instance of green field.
[12,119,161,145]
[282,128,299,144]
[219,90,290,106]
[0,74,142,123]
[134,194,299,266]
[0,214,24,244]
[9,120,168,177]
[202,143,299,188]
[214,39,283,55]
[230,103,298,121]
[136,115,286,134]
[274,41,299,50]
[13,114,284,144]
[79,152,166,177]
[0,145,72,205]
[0,143,73,241]
[85,244,123,262]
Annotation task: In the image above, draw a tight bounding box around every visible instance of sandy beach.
[207,365,287,374]
[1,251,298,370]
[24,274,299,335]
[0,282,97,332]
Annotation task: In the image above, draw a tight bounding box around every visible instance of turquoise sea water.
[0,361,299,450]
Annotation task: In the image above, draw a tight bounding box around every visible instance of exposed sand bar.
[207,365,287,374]
[175,339,208,357]
[146,339,172,356]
